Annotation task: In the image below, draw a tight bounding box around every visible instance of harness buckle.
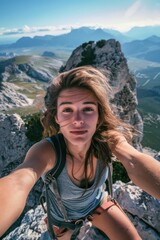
[75,219,84,225]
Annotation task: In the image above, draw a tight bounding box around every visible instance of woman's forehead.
[57,88,97,104]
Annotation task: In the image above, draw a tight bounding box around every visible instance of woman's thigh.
[57,230,73,240]
[91,203,141,240]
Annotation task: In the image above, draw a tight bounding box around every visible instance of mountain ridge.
[0,25,159,50]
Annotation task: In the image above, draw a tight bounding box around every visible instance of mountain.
[10,36,47,48]
[103,28,131,42]
[0,55,63,111]
[122,35,160,63]
[125,25,160,39]
[3,25,160,52]
[1,25,160,51]
[10,27,115,48]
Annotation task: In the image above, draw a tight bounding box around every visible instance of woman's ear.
[55,115,59,124]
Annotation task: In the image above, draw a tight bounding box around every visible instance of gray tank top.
[42,139,109,221]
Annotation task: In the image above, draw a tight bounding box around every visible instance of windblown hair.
[41,66,134,186]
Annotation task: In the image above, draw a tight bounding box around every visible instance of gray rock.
[0,55,63,110]
[2,206,47,240]
[2,205,108,240]
[0,113,31,175]
[154,152,160,161]
[3,182,160,240]
[114,181,160,239]
[0,82,32,111]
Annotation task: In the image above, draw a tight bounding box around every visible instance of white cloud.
[1,25,72,37]
[125,0,142,18]
[23,25,31,32]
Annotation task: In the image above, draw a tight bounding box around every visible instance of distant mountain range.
[0,25,159,48]
[0,26,159,63]
[9,27,117,48]
[122,35,160,63]
[124,25,160,40]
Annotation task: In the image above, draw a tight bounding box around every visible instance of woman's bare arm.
[112,140,160,200]
[0,140,55,237]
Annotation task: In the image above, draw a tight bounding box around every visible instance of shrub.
[59,65,65,73]
[77,45,96,67]
[82,42,88,48]
[23,112,43,142]
[96,39,106,48]
[112,161,130,183]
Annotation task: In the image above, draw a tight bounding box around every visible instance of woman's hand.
[105,129,129,152]
[107,131,160,200]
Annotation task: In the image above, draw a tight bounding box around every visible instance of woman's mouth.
[70,130,88,135]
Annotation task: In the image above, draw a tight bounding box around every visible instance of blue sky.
[0,0,160,43]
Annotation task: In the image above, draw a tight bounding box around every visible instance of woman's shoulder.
[24,137,57,175]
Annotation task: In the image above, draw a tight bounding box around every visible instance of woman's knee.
[91,203,141,240]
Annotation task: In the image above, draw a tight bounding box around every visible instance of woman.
[0,66,160,239]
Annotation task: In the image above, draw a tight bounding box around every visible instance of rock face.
[0,113,44,238]
[155,152,160,161]
[0,55,62,110]
[0,82,32,111]
[114,182,160,240]
[0,57,54,83]
[17,63,53,82]
[2,205,108,240]
[0,113,31,175]
[60,39,143,149]
[2,181,160,240]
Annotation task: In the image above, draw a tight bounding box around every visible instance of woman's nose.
[73,112,84,126]
[73,120,84,126]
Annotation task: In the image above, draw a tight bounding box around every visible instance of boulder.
[3,181,160,240]
[0,113,31,175]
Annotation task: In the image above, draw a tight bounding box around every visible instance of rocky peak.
[60,39,143,149]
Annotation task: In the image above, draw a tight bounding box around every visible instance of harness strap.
[108,162,114,199]
[51,178,69,222]
[71,223,83,240]
[45,184,57,240]
[43,133,67,240]
[47,134,66,179]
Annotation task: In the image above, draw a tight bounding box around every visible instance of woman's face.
[55,87,99,146]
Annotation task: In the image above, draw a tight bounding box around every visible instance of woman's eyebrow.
[83,101,97,105]
[59,101,97,106]
[59,101,72,106]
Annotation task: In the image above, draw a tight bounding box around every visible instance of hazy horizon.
[0,0,160,44]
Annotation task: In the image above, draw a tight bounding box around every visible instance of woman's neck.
[65,140,91,162]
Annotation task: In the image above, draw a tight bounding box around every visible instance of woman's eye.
[62,108,72,113]
[83,107,94,112]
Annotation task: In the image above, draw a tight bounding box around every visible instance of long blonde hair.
[41,66,133,186]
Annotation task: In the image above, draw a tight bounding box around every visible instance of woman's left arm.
[112,140,160,200]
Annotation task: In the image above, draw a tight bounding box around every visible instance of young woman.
[0,66,160,239]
